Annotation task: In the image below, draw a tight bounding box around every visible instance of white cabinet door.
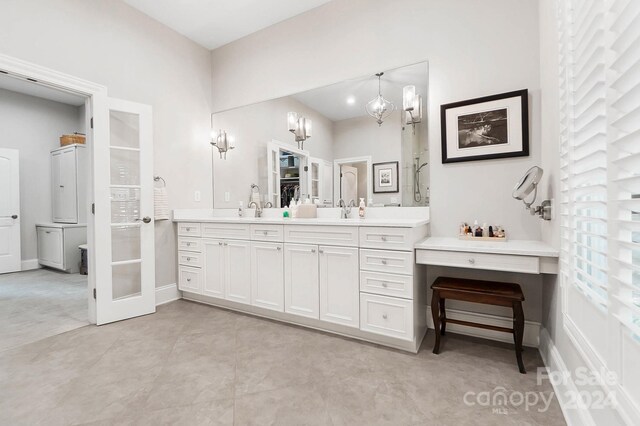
[251,242,284,311]
[284,243,319,319]
[203,239,225,298]
[321,160,333,206]
[225,240,251,305]
[37,227,63,269]
[52,148,78,223]
[319,245,359,328]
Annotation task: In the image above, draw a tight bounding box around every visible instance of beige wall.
[0,88,84,262]
[211,0,544,320]
[0,0,212,288]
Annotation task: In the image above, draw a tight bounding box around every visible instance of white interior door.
[341,165,358,203]
[94,98,155,325]
[0,148,21,273]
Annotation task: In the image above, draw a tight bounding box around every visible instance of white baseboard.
[539,328,595,426]
[426,306,540,348]
[156,283,181,306]
[21,259,40,271]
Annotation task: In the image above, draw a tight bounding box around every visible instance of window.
[558,0,640,419]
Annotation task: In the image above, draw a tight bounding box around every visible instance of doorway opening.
[0,70,92,350]
[333,156,372,206]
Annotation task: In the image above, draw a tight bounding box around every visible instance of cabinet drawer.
[415,249,540,274]
[284,225,358,247]
[250,224,284,242]
[178,251,202,268]
[360,249,413,275]
[360,270,413,299]
[359,227,415,251]
[202,222,250,240]
[177,222,201,237]
[360,293,413,341]
[178,237,201,252]
[179,265,201,293]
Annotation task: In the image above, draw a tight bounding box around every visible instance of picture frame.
[373,161,399,193]
[440,89,529,163]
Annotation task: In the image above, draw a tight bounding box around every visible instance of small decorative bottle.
[359,198,366,219]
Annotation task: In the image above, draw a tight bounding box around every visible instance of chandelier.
[366,72,395,126]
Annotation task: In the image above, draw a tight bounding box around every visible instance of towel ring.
[154,176,166,187]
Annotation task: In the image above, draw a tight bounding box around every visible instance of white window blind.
[559,0,640,419]
[560,0,609,308]
[608,0,640,338]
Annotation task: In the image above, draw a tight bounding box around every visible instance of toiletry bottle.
[472,220,479,237]
[359,198,366,219]
[238,201,244,217]
[482,222,488,237]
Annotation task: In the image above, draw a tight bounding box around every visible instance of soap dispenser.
[238,201,244,217]
[359,198,366,219]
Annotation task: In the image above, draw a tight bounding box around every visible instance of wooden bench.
[431,276,526,374]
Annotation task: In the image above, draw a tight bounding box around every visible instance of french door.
[94,98,155,324]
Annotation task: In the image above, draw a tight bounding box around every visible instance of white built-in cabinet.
[36,223,87,273]
[176,220,428,352]
[51,144,87,224]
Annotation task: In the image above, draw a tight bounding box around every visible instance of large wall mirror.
[211,61,429,208]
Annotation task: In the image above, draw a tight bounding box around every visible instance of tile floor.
[0,300,566,425]
[0,268,88,351]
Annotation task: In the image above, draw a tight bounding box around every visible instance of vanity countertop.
[415,236,559,257]
[173,208,429,228]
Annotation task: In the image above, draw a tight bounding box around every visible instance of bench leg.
[513,301,526,374]
[431,291,441,354]
[439,298,447,336]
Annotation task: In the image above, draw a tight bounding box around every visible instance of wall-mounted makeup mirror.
[512,166,552,220]
[211,61,429,208]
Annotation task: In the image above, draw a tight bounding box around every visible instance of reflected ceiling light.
[210,129,235,159]
[366,72,395,126]
[403,85,423,134]
[346,96,356,105]
[287,111,312,150]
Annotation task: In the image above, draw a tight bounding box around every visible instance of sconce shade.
[211,128,235,159]
[288,111,312,149]
[287,112,298,132]
[403,85,416,111]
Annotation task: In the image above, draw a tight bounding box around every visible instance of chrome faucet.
[248,201,262,218]
[338,199,356,219]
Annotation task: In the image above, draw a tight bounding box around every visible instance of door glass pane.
[112,262,141,300]
[112,226,141,262]
[110,187,140,223]
[110,148,140,185]
[110,110,140,149]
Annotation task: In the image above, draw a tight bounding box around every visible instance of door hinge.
[91,203,95,214]
[93,288,96,299]
[90,117,94,129]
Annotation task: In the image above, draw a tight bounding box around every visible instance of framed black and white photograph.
[441,89,529,163]
[373,161,399,193]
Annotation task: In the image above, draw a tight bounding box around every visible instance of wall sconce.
[287,112,312,150]
[366,72,395,126]
[210,129,235,159]
[512,166,552,220]
[403,85,422,134]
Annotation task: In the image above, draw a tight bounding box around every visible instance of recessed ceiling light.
[346,96,356,105]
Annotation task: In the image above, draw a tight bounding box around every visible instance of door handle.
[136,216,152,223]
[11,215,18,219]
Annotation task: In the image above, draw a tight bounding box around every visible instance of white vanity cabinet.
[251,241,284,312]
[175,217,429,353]
[284,243,320,319]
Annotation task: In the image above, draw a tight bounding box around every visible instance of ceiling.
[0,73,86,106]
[292,62,428,122]
[123,0,332,50]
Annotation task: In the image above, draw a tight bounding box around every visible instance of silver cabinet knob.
[224,242,228,246]
[381,259,387,265]
[381,282,388,288]
[186,278,191,282]
[381,235,387,241]
[263,231,268,236]
[319,249,324,254]
[186,257,191,261]
[468,258,475,264]
[382,313,388,320]
[277,246,281,251]
[311,248,316,253]
[185,227,191,231]
[186,242,191,246]
[11,215,18,219]
[218,242,223,246]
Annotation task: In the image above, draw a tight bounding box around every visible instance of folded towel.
[154,187,170,221]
